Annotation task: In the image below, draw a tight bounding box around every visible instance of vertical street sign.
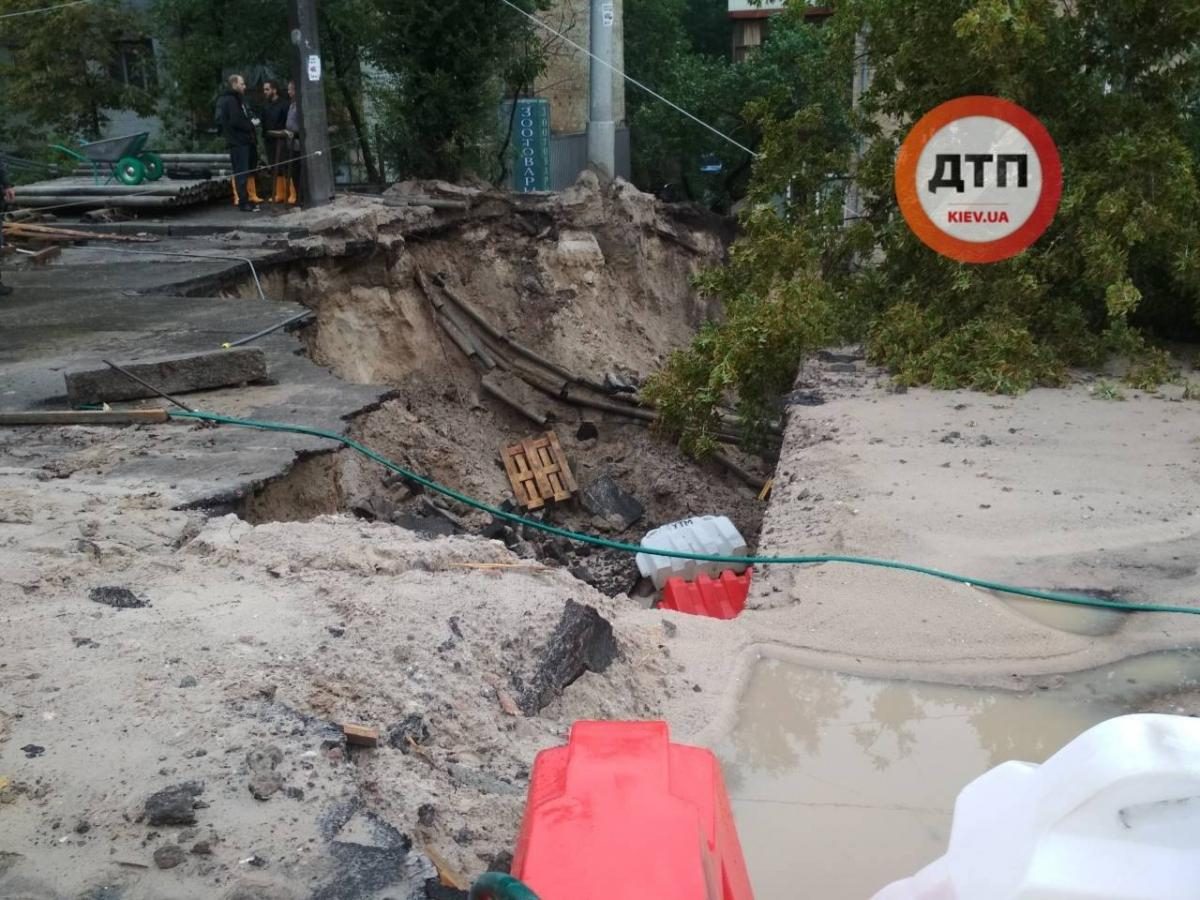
[501,98,551,193]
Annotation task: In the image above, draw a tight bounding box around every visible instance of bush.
[648,0,1200,452]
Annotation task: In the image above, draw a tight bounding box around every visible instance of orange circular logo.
[895,96,1062,264]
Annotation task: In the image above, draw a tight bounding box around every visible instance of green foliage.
[651,0,1200,451]
[1093,381,1125,401]
[149,0,291,148]
[0,0,156,142]
[147,0,544,176]
[1124,346,1175,390]
[644,18,856,452]
[646,207,844,454]
[368,0,551,180]
[627,10,841,207]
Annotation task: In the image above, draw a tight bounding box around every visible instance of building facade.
[728,0,832,60]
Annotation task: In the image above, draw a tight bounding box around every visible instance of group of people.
[216,74,301,213]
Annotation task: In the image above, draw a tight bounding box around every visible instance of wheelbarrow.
[50,132,165,186]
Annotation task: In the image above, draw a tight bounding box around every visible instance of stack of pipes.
[11,176,231,210]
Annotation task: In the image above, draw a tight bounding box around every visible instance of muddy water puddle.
[716,652,1200,899]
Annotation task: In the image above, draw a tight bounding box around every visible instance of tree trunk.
[337,77,380,184]
[319,7,380,184]
[495,84,524,186]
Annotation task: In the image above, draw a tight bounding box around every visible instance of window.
[732,19,767,63]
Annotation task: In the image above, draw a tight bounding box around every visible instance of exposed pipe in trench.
[413,265,772,486]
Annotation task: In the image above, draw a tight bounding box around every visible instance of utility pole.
[288,0,334,208]
[586,0,616,179]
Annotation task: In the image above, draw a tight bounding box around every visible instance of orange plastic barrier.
[660,569,753,620]
[513,721,754,900]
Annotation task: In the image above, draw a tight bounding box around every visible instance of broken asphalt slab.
[144,781,205,826]
[65,347,269,405]
[580,472,644,531]
[509,599,619,716]
[0,235,388,508]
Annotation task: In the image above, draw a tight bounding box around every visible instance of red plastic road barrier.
[660,569,753,620]
[513,721,754,900]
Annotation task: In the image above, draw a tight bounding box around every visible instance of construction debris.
[341,724,380,747]
[501,431,578,510]
[143,782,205,827]
[509,600,618,716]
[246,745,285,800]
[481,370,551,427]
[3,221,158,244]
[27,245,60,265]
[64,348,267,406]
[0,409,168,426]
[580,473,645,532]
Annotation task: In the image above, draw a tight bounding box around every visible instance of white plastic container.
[635,515,748,589]
[873,713,1200,900]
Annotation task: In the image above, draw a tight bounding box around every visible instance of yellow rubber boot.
[247,176,263,205]
[287,178,298,205]
[230,177,240,206]
[272,175,288,203]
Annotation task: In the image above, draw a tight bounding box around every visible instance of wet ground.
[716,652,1200,899]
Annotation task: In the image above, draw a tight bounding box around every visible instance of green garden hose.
[469,873,540,900]
[168,409,1200,617]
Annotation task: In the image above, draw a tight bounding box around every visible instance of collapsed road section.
[0,175,779,900]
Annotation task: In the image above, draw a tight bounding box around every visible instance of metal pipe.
[0,409,169,426]
[14,184,208,196]
[223,310,314,348]
[11,195,178,208]
[101,359,196,413]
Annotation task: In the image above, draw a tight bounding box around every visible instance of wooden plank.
[341,723,379,747]
[502,442,543,509]
[0,409,169,426]
[502,429,576,509]
[546,431,578,493]
[3,222,158,243]
[30,244,62,265]
[522,437,556,501]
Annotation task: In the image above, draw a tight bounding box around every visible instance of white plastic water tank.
[635,515,748,589]
[873,713,1200,900]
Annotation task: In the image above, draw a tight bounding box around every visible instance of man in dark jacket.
[0,158,14,295]
[215,74,259,212]
[260,79,290,203]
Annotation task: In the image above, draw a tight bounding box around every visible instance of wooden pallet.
[501,431,578,510]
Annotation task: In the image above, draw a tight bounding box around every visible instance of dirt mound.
[0,488,674,897]
[287,173,726,386]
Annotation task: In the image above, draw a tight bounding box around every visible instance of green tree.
[150,0,291,148]
[367,0,552,181]
[681,0,731,58]
[0,0,156,142]
[150,0,376,177]
[623,0,716,198]
[630,16,846,208]
[648,0,1200,454]
[319,0,381,182]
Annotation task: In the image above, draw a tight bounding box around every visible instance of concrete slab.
[64,348,268,405]
[0,226,388,509]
